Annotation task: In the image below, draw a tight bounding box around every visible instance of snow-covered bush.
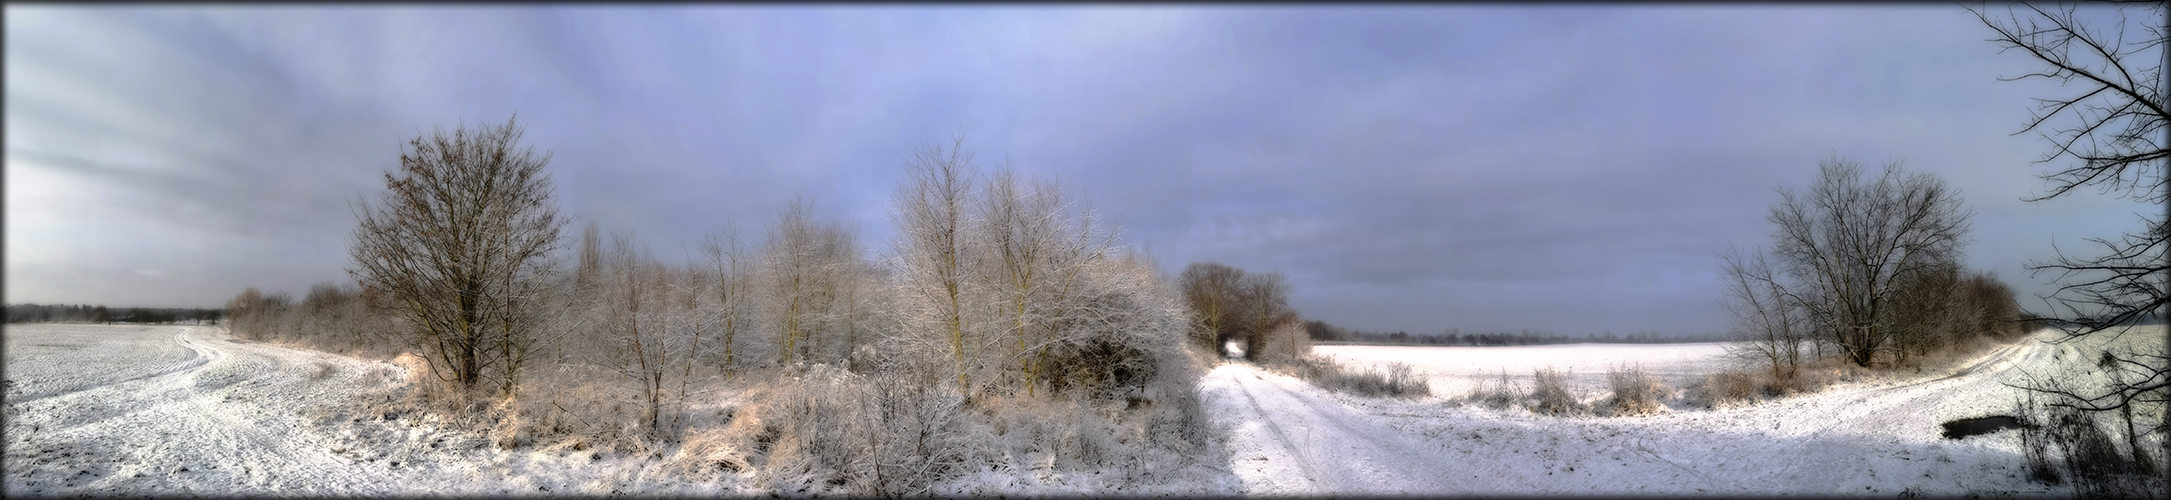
[1528,367,1585,416]
[1463,369,1524,409]
[1694,370,1757,409]
[1604,363,1667,416]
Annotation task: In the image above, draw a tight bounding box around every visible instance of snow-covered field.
[1204,328,2167,496]
[0,324,776,496]
[1315,342,1738,397]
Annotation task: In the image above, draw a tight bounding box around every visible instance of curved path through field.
[1200,332,2107,496]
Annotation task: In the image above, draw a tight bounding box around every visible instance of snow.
[1,324,755,496]
[1314,342,1738,397]
[1205,329,2167,496]
[8,324,2160,496]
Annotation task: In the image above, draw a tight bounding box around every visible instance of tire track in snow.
[1748,337,2044,490]
[1229,371,1331,491]
[4,325,417,496]
[6,327,212,405]
[1209,363,1539,495]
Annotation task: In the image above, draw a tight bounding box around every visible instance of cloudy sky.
[5,5,2153,336]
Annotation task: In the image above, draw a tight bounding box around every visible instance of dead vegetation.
[1270,355,1431,399]
[1527,367,1585,416]
[1603,363,1668,416]
[1462,369,1523,410]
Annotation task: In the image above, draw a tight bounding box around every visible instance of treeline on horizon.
[1302,319,1733,346]
[5,303,223,325]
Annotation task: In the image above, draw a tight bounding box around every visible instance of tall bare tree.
[1886,262,1968,367]
[759,198,869,367]
[349,116,567,393]
[577,221,603,291]
[971,168,1128,395]
[1971,0,2170,422]
[585,231,702,434]
[1178,262,1246,354]
[1177,262,1300,362]
[1235,271,1300,363]
[892,136,982,392]
[698,222,754,376]
[1720,245,1808,380]
[1766,157,1971,368]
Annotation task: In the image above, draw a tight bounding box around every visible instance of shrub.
[1528,367,1585,416]
[1464,369,1523,409]
[1698,370,1757,409]
[743,362,977,496]
[2017,400,2062,484]
[2014,394,2168,498]
[1605,363,1667,416]
[1274,355,1430,399]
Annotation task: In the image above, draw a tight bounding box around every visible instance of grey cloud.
[5,5,2148,338]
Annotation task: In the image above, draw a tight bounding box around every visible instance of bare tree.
[698,222,754,376]
[760,198,869,367]
[1886,262,1967,367]
[1177,262,1301,362]
[1178,262,1246,355]
[974,169,1070,394]
[1235,271,1301,363]
[766,199,820,367]
[577,221,603,291]
[1720,246,1807,380]
[1960,270,2029,340]
[809,217,872,367]
[1971,1,2170,425]
[349,116,567,393]
[584,231,702,434]
[1766,157,1971,367]
[971,168,1133,396]
[225,287,290,341]
[891,136,982,392]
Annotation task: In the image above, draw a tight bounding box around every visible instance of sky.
[5,5,2158,337]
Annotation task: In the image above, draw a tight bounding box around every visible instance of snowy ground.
[0,324,765,496]
[1203,328,2166,496]
[9,324,2160,496]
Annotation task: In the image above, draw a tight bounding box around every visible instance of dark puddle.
[1941,415,2027,439]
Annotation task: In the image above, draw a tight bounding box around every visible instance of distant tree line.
[1302,320,1729,346]
[5,304,222,325]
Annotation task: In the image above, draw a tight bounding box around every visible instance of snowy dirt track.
[1203,330,2163,496]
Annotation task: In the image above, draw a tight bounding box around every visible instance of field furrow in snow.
[4,325,423,495]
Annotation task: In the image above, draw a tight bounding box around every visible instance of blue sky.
[5,5,2153,336]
